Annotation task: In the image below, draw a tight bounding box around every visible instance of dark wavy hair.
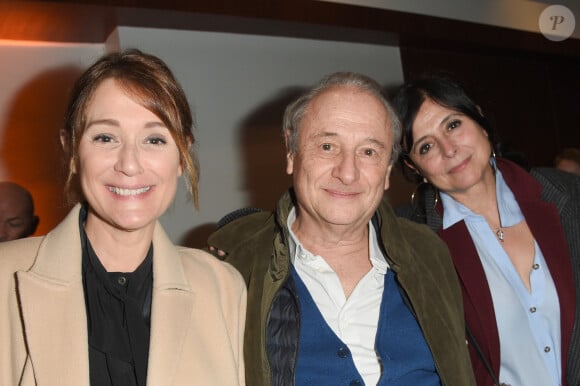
[392,73,497,182]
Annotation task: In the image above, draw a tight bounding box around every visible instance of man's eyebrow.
[311,132,387,148]
[365,138,387,149]
[312,131,338,139]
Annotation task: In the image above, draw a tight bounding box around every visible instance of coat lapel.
[16,205,198,384]
[17,205,90,385]
[439,222,501,372]
[504,163,576,376]
[146,224,194,385]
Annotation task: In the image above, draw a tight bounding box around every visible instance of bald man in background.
[0,182,39,242]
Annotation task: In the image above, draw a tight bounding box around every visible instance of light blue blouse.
[441,167,561,386]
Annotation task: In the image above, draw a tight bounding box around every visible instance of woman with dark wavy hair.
[393,74,580,386]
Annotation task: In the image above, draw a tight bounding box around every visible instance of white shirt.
[287,208,389,386]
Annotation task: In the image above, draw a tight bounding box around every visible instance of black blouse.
[80,207,153,386]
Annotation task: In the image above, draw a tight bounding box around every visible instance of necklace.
[495,228,505,242]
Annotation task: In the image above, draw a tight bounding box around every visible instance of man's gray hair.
[282,72,401,164]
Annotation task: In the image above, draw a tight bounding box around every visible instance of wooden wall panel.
[400,46,580,167]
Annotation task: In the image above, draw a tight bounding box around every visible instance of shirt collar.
[286,208,388,274]
[80,204,153,299]
[441,162,524,229]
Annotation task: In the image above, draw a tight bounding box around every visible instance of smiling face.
[78,78,182,234]
[408,98,493,195]
[287,85,393,232]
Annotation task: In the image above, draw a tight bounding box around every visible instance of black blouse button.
[337,347,349,358]
[117,276,127,286]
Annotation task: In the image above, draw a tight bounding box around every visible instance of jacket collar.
[147,214,194,386]
[17,204,193,385]
[374,196,420,274]
[274,189,423,275]
[16,204,90,384]
[23,204,190,289]
[270,190,295,280]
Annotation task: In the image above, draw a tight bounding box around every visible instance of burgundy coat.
[403,158,579,386]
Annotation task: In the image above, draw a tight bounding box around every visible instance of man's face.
[0,188,36,241]
[286,86,393,232]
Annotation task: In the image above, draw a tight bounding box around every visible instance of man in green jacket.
[208,72,475,386]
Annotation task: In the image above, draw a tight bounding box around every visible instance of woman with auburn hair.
[0,49,246,386]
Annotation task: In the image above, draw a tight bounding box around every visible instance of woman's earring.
[490,150,498,171]
[410,180,439,211]
[410,180,425,208]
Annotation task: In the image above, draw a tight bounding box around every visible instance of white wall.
[0,42,105,178]
[0,41,106,235]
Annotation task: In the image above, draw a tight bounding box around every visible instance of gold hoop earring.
[411,187,419,208]
[410,183,423,208]
[490,150,498,172]
[410,180,439,210]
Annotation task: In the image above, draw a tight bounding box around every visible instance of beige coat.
[0,204,246,386]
